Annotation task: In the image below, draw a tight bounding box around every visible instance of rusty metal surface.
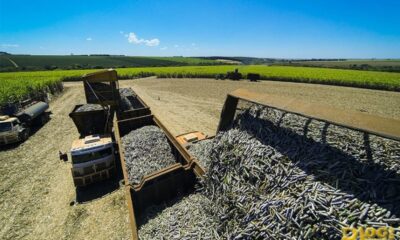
[118,107,151,120]
[113,116,131,188]
[217,94,239,132]
[117,89,151,119]
[118,88,151,120]
[126,161,204,239]
[175,131,208,147]
[69,104,109,136]
[132,160,205,191]
[83,81,120,106]
[82,70,119,106]
[82,69,118,82]
[124,185,139,240]
[134,91,149,108]
[220,88,400,141]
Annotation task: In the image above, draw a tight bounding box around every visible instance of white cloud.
[127,32,141,44]
[160,46,168,50]
[86,37,92,41]
[145,38,160,46]
[1,44,19,48]
[126,32,160,47]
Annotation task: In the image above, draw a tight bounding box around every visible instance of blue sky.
[0,0,399,58]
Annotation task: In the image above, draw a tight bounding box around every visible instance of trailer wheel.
[40,114,49,125]
[20,129,30,141]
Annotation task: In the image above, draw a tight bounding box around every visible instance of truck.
[0,101,49,145]
[61,70,120,189]
[66,102,117,188]
[62,69,151,190]
[70,134,115,187]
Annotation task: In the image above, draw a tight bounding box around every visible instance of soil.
[1,77,399,240]
[0,85,130,240]
[120,77,400,136]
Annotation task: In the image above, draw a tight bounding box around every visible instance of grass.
[1,65,399,106]
[118,65,400,91]
[0,55,222,72]
[277,59,400,72]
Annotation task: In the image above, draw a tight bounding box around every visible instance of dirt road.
[0,85,130,240]
[1,77,399,240]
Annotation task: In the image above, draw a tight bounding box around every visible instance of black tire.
[20,129,30,141]
[40,114,49,125]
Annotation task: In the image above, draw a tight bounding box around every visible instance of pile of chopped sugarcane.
[187,139,213,169]
[200,105,400,239]
[119,88,144,111]
[122,125,176,185]
[136,104,399,239]
[138,193,220,240]
[75,104,103,112]
[119,88,136,97]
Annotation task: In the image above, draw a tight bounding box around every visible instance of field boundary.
[155,74,400,92]
[1,65,399,106]
[55,72,400,92]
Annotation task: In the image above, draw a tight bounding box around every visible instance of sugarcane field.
[1,1,400,240]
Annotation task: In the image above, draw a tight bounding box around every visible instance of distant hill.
[200,57,400,73]
[0,55,224,72]
[2,54,398,73]
[275,59,400,73]
[199,56,279,65]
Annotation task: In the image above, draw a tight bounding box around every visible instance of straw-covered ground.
[0,77,399,240]
[0,85,130,240]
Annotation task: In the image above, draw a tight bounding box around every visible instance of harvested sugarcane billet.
[119,88,144,111]
[187,139,213,169]
[75,104,103,112]
[122,125,176,185]
[139,104,399,240]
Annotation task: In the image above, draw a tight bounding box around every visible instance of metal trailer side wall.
[69,105,109,136]
[82,69,120,106]
[118,88,151,120]
[218,89,400,140]
[118,107,151,120]
[84,81,120,106]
